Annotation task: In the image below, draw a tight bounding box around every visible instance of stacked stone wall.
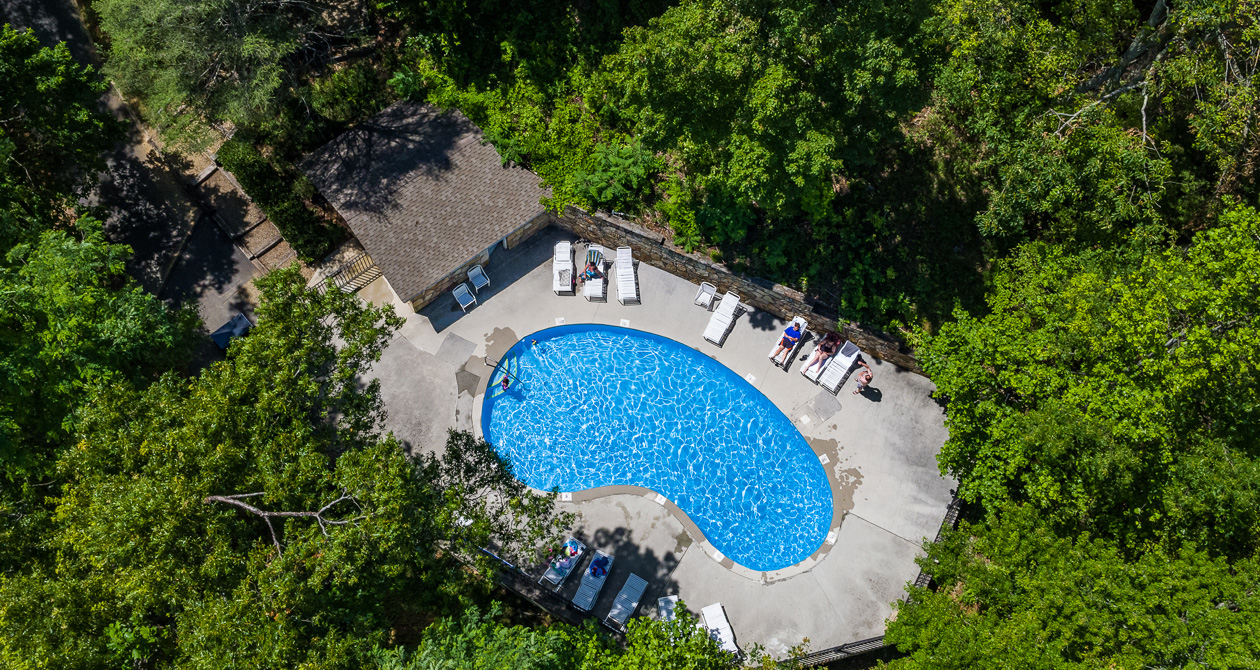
[554,206,921,374]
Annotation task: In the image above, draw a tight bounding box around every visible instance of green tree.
[923,202,1260,557]
[0,267,567,668]
[372,602,748,669]
[0,27,121,247]
[886,504,1260,669]
[94,0,371,147]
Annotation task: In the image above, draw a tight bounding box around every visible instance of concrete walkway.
[361,226,955,655]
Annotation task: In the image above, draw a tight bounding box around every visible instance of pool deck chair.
[616,246,639,304]
[571,550,614,612]
[701,603,739,654]
[583,245,608,302]
[694,282,717,310]
[820,340,863,393]
[540,537,586,590]
[603,573,649,631]
[768,316,808,368]
[703,291,741,346]
[467,264,490,293]
[554,241,574,294]
[452,282,477,313]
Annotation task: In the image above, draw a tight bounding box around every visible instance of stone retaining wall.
[553,206,921,374]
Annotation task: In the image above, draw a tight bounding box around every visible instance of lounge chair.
[603,573,648,631]
[768,316,808,368]
[701,602,739,654]
[820,340,862,393]
[553,242,574,294]
[616,246,639,304]
[582,245,608,302]
[694,282,717,310]
[702,291,741,346]
[571,550,613,611]
[453,282,477,313]
[657,595,679,621]
[539,537,586,589]
[467,264,490,293]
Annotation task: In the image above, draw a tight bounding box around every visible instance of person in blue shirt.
[769,321,803,367]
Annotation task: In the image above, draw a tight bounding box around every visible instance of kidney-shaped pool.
[481,325,833,571]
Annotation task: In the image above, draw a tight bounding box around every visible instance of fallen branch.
[204,491,367,552]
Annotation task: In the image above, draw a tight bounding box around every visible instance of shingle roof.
[301,102,549,302]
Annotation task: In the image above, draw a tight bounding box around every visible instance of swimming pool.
[481,324,833,571]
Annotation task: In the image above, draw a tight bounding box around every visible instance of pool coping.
[471,327,850,584]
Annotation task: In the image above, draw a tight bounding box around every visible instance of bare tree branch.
[204,490,368,552]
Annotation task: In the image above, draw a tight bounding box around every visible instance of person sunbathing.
[578,261,602,283]
[803,332,841,374]
[769,321,803,366]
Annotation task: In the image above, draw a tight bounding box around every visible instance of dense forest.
[0,0,1257,666]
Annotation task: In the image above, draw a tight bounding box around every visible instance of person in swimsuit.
[578,260,602,284]
[853,360,873,394]
[769,321,803,366]
[803,332,841,374]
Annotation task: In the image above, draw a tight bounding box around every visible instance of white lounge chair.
[820,340,862,393]
[768,316,808,368]
[553,242,574,294]
[616,246,639,304]
[539,537,586,589]
[701,602,738,654]
[571,550,613,611]
[582,245,608,302]
[452,282,477,312]
[694,282,717,310]
[467,264,490,293]
[603,573,648,631]
[702,291,741,345]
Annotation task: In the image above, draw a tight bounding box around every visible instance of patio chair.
[657,595,680,621]
[819,340,862,393]
[702,291,741,346]
[768,316,808,368]
[453,282,477,313]
[616,246,639,304]
[540,537,586,589]
[603,573,648,631]
[701,603,739,654]
[571,550,614,612]
[553,241,574,294]
[694,282,717,310]
[582,245,608,302]
[467,264,490,293]
[799,335,841,382]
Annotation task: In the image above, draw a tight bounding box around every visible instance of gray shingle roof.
[301,102,549,302]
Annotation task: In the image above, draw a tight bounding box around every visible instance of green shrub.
[217,138,337,261]
[310,63,387,123]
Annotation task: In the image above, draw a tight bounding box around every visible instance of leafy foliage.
[923,202,1260,557]
[216,138,340,261]
[94,0,371,148]
[886,503,1260,669]
[0,268,568,668]
[372,602,755,669]
[0,27,121,247]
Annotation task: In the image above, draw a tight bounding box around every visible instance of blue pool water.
[481,325,833,571]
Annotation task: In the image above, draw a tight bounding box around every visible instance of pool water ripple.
[481,325,833,571]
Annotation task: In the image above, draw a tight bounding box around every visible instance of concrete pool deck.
[360,226,955,656]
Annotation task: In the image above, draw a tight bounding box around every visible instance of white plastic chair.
[452,282,477,312]
[694,282,717,310]
[702,291,741,345]
[467,264,490,293]
[616,246,639,304]
[553,242,574,294]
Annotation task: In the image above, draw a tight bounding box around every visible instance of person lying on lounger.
[803,332,841,374]
[769,322,804,366]
[578,261,603,284]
